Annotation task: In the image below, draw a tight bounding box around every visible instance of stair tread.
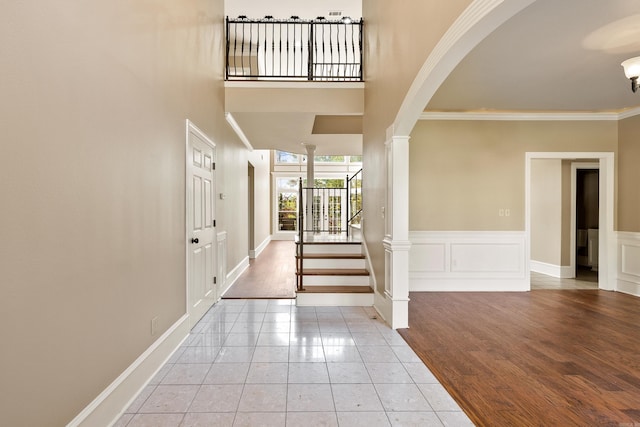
[297,286,373,294]
[296,268,370,276]
[296,253,365,259]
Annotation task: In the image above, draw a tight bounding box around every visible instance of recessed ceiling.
[231,112,363,155]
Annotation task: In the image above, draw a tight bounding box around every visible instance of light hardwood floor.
[399,290,640,426]
[222,241,296,299]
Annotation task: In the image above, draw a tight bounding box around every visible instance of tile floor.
[530,271,599,290]
[115,299,473,427]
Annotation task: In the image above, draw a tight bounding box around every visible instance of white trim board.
[224,81,364,90]
[419,109,640,121]
[220,256,250,298]
[409,231,527,291]
[67,315,190,427]
[530,260,573,279]
[250,235,272,259]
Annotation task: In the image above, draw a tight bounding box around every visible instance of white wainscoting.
[617,232,640,297]
[409,231,528,291]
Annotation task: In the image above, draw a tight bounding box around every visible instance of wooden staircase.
[295,236,374,306]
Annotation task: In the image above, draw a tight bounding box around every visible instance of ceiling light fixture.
[621,56,640,93]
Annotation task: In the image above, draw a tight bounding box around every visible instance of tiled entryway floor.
[530,271,599,290]
[115,299,473,426]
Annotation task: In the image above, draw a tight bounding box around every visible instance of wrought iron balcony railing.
[226,16,363,82]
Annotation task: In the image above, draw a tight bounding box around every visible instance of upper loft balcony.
[225,16,363,82]
[224,16,364,157]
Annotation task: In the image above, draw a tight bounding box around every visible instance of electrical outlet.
[499,209,505,217]
[505,209,510,217]
[151,316,159,336]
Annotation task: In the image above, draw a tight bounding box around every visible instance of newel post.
[383,133,411,329]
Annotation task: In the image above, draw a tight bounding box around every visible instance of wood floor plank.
[399,290,640,426]
[222,241,296,299]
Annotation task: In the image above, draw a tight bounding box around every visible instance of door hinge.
[213,219,216,227]
[212,162,216,170]
[213,276,217,284]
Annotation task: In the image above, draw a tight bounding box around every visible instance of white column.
[382,135,411,329]
[304,144,316,231]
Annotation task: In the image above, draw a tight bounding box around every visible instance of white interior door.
[187,123,216,328]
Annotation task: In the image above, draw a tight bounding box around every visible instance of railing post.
[346,174,350,236]
[297,177,304,291]
[358,20,364,81]
[308,22,314,80]
[225,17,230,80]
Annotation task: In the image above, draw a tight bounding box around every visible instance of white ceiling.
[427,0,640,112]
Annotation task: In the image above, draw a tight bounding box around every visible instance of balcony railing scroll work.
[296,169,362,291]
[226,16,363,81]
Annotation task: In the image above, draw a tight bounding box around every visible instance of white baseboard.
[617,279,640,297]
[409,231,527,292]
[617,231,640,297]
[250,235,272,259]
[67,315,190,427]
[530,260,573,278]
[220,256,250,297]
[271,232,296,241]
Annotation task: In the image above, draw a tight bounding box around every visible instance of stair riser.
[302,259,366,269]
[301,244,362,255]
[296,292,374,306]
[302,275,370,285]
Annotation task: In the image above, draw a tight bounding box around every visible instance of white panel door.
[187,125,216,328]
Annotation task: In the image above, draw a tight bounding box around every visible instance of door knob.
[191,238,199,244]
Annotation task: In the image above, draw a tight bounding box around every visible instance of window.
[349,155,362,163]
[275,150,301,164]
[314,155,345,163]
[276,178,299,231]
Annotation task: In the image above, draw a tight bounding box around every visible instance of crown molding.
[619,106,640,120]
[225,112,254,151]
[420,108,640,121]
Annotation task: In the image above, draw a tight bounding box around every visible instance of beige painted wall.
[531,159,562,265]
[409,120,618,231]
[362,0,473,294]
[618,115,640,232]
[0,1,251,425]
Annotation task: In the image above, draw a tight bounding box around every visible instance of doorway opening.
[248,162,255,258]
[525,152,614,291]
[573,165,599,284]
